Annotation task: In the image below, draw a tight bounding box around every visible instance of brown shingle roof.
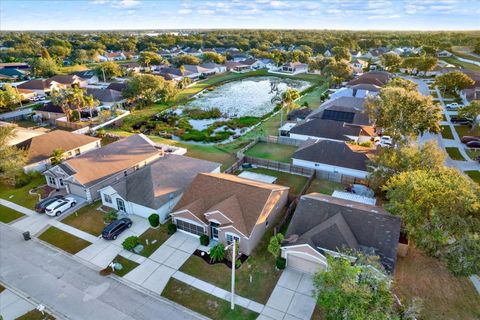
[64,134,160,187]
[17,79,50,90]
[16,130,100,165]
[173,173,288,237]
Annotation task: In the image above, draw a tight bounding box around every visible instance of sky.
[1,0,479,31]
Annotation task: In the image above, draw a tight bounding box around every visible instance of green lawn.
[180,218,283,304]
[15,310,56,320]
[307,178,346,195]
[0,174,45,209]
[112,255,139,277]
[440,125,454,140]
[0,204,24,223]
[465,148,480,161]
[452,50,480,63]
[465,171,480,185]
[442,57,480,72]
[239,167,308,196]
[61,201,105,236]
[244,142,297,163]
[162,278,258,320]
[445,147,466,161]
[138,226,171,257]
[454,125,480,138]
[296,82,329,109]
[38,226,91,254]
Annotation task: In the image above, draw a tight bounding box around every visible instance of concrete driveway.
[259,269,316,320]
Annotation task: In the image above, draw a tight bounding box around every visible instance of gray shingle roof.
[290,119,363,141]
[284,193,401,271]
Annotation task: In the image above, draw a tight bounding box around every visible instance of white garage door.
[287,253,323,275]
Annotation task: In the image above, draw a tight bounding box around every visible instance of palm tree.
[84,94,100,119]
[50,89,72,122]
[50,148,65,165]
[209,243,225,263]
[280,88,300,127]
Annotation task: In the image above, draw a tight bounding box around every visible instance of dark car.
[102,218,132,240]
[35,195,64,213]
[461,136,480,144]
[466,140,480,148]
[450,116,472,125]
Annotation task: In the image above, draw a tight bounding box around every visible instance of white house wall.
[292,158,368,179]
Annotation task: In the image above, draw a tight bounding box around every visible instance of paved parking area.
[259,269,316,320]
[123,233,199,295]
[0,288,35,320]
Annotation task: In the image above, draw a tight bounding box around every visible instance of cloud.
[112,0,141,8]
[178,8,192,14]
[198,9,215,15]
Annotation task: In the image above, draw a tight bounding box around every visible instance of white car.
[446,103,462,110]
[374,135,393,147]
[45,197,77,217]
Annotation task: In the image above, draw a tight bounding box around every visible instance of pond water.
[184,76,311,118]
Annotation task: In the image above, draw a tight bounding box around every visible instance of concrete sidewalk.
[0,288,35,320]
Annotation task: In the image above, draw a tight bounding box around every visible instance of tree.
[368,141,446,190]
[267,233,284,258]
[175,54,200,66]
[95,61,122,81]
[138,51,162,67]
[384,168,480,276]
[332,46,351,61]
[0,84,21,112]
[209,243,226,263]
[435,71,475,94]
[30,57,57,77]
[178,77,192,89]
[474,43,480,55]
[385,78,418,92]
[50,148,65,165]
[280,89,300,127]
[313,255,402,320]
[123,74,177,107]
[381,52,402,71]
[323,59,352,84]
[0,126,27,185]
[202,52,225,64]
[458,100,480,127]
[365,87,442,143]
[50,89,73,121]
[84,94,100,118]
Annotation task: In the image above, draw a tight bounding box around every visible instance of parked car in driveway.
[374,135,393,147]
[446,102,462,110]
[35,195,64,213]
[450,116,472,125]
[102,218,132,240]
[461,136,480,144]
[466,140,480,148]
[45,197,77,217]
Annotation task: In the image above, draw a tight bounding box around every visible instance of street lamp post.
[231,239,236,310]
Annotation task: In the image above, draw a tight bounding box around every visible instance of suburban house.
[349,59,368,75]
[86,88,125,109]
[0,68,29,80]
[16,79,61,96]
[330,84,380,99]
[287,106,312,122]
[43,134,181,199]
[307,96,367,120]
[281,193,401,274]
[346,71,392,87]
[71,70,99,84]
[437,50,453,58]
[280,62,309,75]
[459,69,480,102]
[17,88,37,101]
[0,62,29,70]
[34,103,69,124]
[349,50,363,59]
[323,50,332,57]
[99,155,220,222]
[291,139,375,179]
[289,119,374,143]
[199,63,227,74]
[97,52,126,62]
[121,62,142,73]
[170,173,289,255]
[225,61,252,73]
[16,130,100,172]
[231,52,249,62]
[107,82,128,93]
[46,75,88,88]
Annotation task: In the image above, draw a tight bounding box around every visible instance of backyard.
[306,178,346,195]
[162,278,258,320]
[61,201,105,236]
[180,220,283,304]
[445,147,466,161]
[244,142,297,163]
[0,204,24,223]
[394,247,480,320]
[38,226,91,254]
[237,167,308,196]
[0,173,46,209]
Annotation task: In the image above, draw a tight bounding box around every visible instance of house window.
[226,233,240,245]
[48,176,55,185]
[68,151,72,156]
[124,171,128,176]
[59,179,64,186]
[104,194,112,204]
[315,163,320,167]
[265,220,269,227]
[75,148,80,156]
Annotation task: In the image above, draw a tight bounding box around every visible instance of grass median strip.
[112,255,139,277]
[162,278,258,320]
[445,147,466,161]
[38,226,91,254]
[440,125,454,140]
[0,204,24,223]
[465,170,480,185]
[16,309,56,320]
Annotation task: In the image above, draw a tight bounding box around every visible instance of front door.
[210,222,219,240]
[116,198,126,212]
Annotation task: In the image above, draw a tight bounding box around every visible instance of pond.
[184,76,311,118]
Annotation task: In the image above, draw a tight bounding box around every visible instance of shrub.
[167,223,177,235]
[210,243,226,263]
[122,236,140,251]
[235,259,242,269]
[276,257,286,269]
[177,117,193,130]
[14,172,33,188]
[148,213,160,227]
[268,233,284,258]
[71,110,80,122]
[103,210,118,223]
[200,234,210,246]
